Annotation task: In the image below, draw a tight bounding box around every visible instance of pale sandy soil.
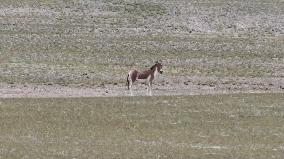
[1,77,283,98]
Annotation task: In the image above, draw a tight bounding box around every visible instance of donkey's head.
[150,61,163,74]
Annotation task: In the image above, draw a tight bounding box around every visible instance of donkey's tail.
[126,74,130,90]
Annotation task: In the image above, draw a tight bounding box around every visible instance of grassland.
[0,1,283,158]
[0,93,284,158]
[0,0,283,89]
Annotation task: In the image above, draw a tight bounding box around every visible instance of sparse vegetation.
[0,1,283,158]
[0,0,283,87]
[1,93,284,158]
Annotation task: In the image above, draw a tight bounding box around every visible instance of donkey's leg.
[146,77,150,95]
[129,80,133,96]
[149,81,153,96]
[128,71,135,96]
[146,81,153,96]
[147,75,154,96]
[146,82,149,95]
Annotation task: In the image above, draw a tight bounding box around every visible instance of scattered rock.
[99,83,105,88]
[209,83,215,87]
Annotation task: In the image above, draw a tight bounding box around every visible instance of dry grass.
[0,0,283,86]
[1,93,284,158]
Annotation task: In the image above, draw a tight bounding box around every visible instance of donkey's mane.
[150,64,157,70]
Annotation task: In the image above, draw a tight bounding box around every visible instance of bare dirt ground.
[1,76,283,98]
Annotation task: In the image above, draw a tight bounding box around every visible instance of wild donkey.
[127,61,163,96]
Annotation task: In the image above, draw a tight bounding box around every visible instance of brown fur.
[127,62,163,96]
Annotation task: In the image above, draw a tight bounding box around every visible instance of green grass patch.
[1,33,283,85]
[0,93,284,158]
